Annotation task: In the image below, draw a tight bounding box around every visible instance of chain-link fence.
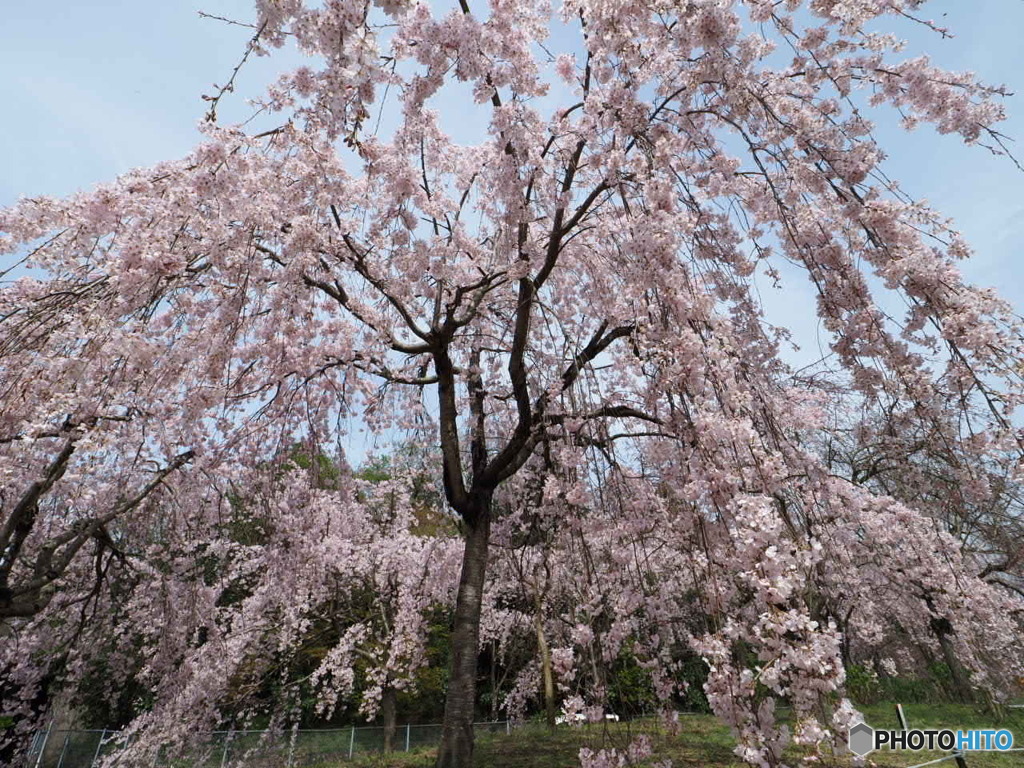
[26,721,513,768]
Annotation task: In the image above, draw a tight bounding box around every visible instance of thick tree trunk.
[381,686,398,752]
[436,507,491,768]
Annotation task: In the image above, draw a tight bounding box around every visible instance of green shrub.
[846,663,941,706]
[846,664,882,705]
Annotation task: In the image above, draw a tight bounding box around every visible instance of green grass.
[332,704,1024,768]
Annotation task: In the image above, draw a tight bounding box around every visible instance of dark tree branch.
[0,449,195,619]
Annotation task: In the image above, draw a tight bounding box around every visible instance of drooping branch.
[0,448,195,619]
[0,439,76,588]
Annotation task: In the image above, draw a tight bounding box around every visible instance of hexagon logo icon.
[848,722,875,756]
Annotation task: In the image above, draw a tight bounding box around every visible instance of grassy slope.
[338,704,1024,768]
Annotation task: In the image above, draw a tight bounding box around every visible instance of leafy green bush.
[846,663,941,706]
[676,654,711,713]
[845,664,882,705]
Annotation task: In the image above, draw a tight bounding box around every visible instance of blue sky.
[0,1,281,200]
[2,0,1024,358]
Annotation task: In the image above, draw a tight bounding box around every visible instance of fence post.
[220,730,232,768]
[32,722,52,768]
[348,726,355,759]
[90,728,108,767]
[895,704,908,732]
[405,724,411,752]
[120,731,132,766]
[55,733,70,768]
[506,720,510,735]
[287,733,296,768]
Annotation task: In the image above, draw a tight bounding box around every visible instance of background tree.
[815,391,1024,703]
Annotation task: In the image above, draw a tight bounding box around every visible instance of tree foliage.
[3,1,1024,766]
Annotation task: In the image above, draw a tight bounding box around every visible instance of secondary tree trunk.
[534,594,556,729]
[489,641,498,721]
[436,506,491,768]
[931,616,974,703]
[381,686,398,752]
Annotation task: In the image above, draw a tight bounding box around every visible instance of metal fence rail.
[26,721,513,768]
